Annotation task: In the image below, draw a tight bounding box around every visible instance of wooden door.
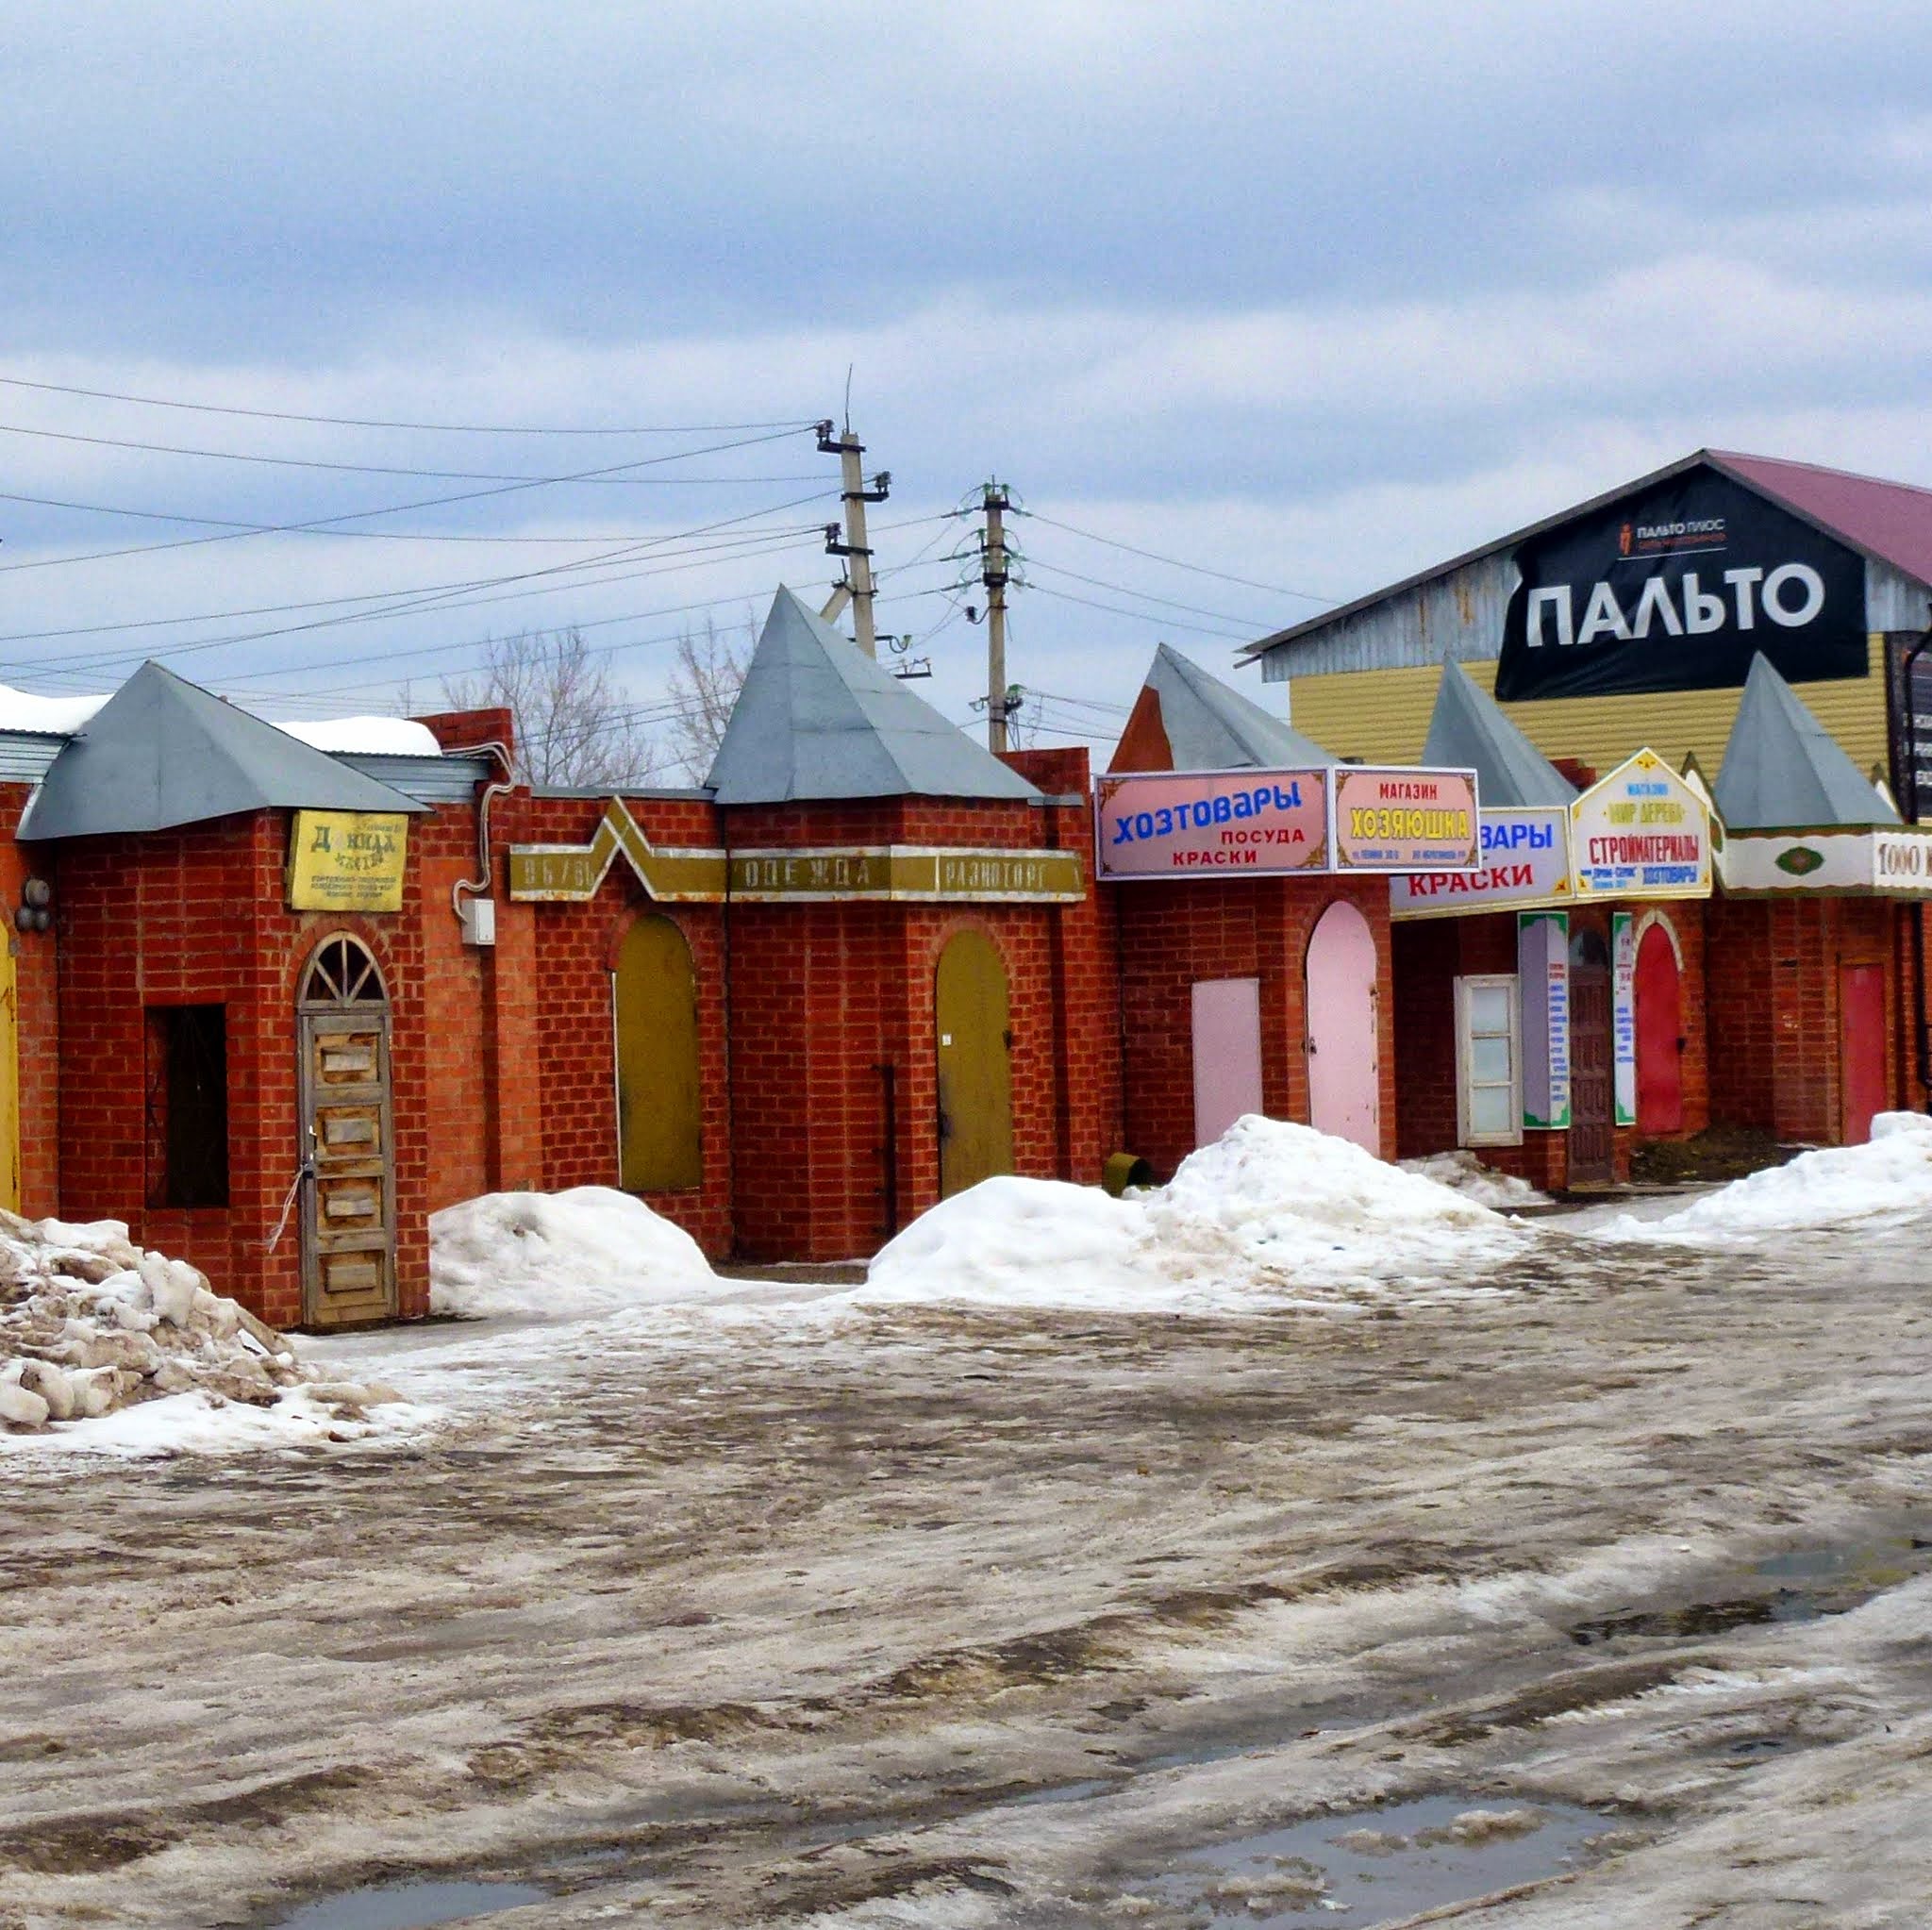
[1191,977,1263,1149]
[1305,900,1380,1153]
[1635,923,1684,1136]
[0,933,17,1212]
[615,915,703,1191]
[297,936,397,1326]
[1839,962,1886,1146]
[935,929,1014,1198]
[1568,928,1614,1183]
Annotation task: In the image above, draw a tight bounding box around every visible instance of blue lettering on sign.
[1109,779,1308,847]
[1480,817,1557,853]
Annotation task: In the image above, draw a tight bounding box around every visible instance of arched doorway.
[1567,927,1614,1184]
[614,913,703,1190]
[296,933,396,1327]
[1634,922,1684,1136]
[935,928,1014,1197]
[1305,900,1379,1153]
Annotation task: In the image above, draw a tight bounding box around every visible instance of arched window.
[299,933,387,1007]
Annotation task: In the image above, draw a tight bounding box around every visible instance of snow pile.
[861,1116,1531,1313]
[275,715,444,756]
[429,1187,724,1320]
[1399,1149,1548,1209]
[1599,1111,1932,1244]
[0,1211,398,1441]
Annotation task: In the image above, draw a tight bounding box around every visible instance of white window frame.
[1455,973,1524,1148]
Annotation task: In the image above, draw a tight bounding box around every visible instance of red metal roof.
[1709,450,1932,590]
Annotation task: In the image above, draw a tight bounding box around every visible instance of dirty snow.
[428,1186,726,1320]
[1595,1109,1932,1244]
[1399,1148,1549,1208]
[862,1116,1530,1312]
[0,1209,409,1454]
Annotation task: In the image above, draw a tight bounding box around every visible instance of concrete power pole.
[817,420,888,657]
[979,481,1013,753]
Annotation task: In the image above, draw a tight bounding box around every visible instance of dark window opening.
[144,1006,229,1208]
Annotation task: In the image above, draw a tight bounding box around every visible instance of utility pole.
[979,480,1013,752]
[816,420,888,657]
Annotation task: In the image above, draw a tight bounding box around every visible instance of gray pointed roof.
[1141,642,1337,768]
[18,660,426,840]
[1713,654,1901,830]
[1422,660,1577,808]
[706,588,1040,805]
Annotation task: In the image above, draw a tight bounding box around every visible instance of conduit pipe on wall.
[445,740,517,933]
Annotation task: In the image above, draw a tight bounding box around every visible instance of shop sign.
[1718,824,1932,896]
[1886,633,1932,818]
[287,810,409,913]
[1494,466,1868,701]
[1332,766,1480,873]
[1391,807,1571,919]
[1517,909,1571,1130]
[1611,912,1638,1127]
[1570,750,1712,900]
[1095,769,1328,878]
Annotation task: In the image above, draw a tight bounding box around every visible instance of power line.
[1019,508,1335,606]
[0,425,810,575]
[1024,557,1268,629]
[1024,581,1253,641]
[0,372,815,435]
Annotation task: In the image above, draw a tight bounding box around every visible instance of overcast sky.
[4,1,1930,761]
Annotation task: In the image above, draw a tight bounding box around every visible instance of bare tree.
[664,612,754,785]
[442,627,659,787]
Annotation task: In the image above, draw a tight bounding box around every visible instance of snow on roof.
[0,685,109,735]
[17,661,426,840]
[1128,642,1338,770]
[277,716,444,757]
[1713,653,1901,831]
[1421,661,1576,808]
[707,587,1040,806]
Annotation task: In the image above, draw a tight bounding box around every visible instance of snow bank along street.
[3,1123,1932,1924]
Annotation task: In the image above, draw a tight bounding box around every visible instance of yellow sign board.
[287,810,410,913]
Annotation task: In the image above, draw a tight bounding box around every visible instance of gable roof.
[1244,448,1932,662]
[707,587,1040,806]
[1421,660,1576,807]
[17,660,426,841]
[1712,653,1901,830]
[1115,642,1337,771]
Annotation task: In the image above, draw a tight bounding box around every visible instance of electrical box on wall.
[458,896,497,947]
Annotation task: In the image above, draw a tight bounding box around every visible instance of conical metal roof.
[1713,653,1901,830]
[1127,642,1337,770]
[17,660,426,840]
[706,588,1040,805]
[1422,661,1576,807]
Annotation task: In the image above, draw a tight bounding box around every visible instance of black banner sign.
[1494,468,1868,701]
[1888,632,1932,824]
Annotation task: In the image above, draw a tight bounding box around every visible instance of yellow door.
[0,936,18,1212]
[615,915,703,1191]
[935,928,1014,1197]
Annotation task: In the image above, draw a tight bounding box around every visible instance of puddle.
[1008,1776,1118,1806]
[1142,1795,1608,1927]
[268,1878,550,1929]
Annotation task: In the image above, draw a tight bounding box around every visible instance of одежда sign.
[287,810,409,913]
[1494,466,1868,701]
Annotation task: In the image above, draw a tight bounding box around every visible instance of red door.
[1839,963,1886,1146]
[1635,923,1684,1136]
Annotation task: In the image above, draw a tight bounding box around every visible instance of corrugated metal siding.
[1288,634,1892,781]
[1259,553,1516,680]
[0,733,66,783]
[335,753,491,804]
[1867,558,1931,631]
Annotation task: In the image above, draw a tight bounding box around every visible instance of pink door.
[1839,963,1886,1146]
[1191,978,1264,1148]
[1306,900,1380,1153]
[1635,923,1684,1136]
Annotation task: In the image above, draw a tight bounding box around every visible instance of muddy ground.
[2,1222,1930,1927]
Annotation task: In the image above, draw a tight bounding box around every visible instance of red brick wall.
[1112,874,1396,1177]
[0,787,60,1217]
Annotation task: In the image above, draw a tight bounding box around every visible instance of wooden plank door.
[1568,931,1614,1183]
[298,1007,397,1325]
[935,929,1014,1198]
[1839,962,1886,1146]
[1635,923,1684,1136]
[1305,901,1380,1154]
[1191,977,1263,1149]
